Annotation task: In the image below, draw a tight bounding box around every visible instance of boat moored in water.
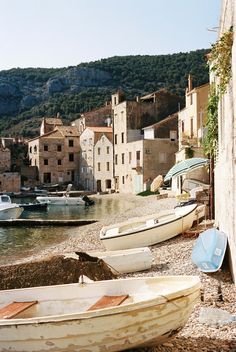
[0,195,23,220]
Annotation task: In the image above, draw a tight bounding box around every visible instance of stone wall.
[0,172,21,193]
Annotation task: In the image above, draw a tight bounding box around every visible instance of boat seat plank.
[87,295,129,311]
[0,301,38,319]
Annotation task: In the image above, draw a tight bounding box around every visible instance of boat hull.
[0,276,200,352]
[100,204,198,250]
[0,206,23,220]
[65,247,153,274]
[36,196,85,205]
[191,228,227,272]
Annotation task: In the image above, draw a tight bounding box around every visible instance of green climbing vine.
[203,27,233,156]
[210,26,233,94]
[203,85,219,156]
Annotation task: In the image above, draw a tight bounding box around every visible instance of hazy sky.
[0,0,221,70]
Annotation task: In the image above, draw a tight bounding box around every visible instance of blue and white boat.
[191,228,227,273]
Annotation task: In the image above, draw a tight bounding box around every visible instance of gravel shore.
[6,193,236,351]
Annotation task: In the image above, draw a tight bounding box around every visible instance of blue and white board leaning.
[191,228,227,273]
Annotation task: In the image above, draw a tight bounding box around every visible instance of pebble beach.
[6,193,236,351]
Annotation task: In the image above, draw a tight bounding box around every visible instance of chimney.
[188,74,193,92]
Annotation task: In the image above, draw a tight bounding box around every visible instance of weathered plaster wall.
[214,0,236,282]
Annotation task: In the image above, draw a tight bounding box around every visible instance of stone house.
[79,127,113,191]
[28,125,80,186]
[169,77,210,195]
[112,89,179,193]
[72,103,112,134]
[213,0,236,282]
[94,134,114,192]
[177,76,209,163]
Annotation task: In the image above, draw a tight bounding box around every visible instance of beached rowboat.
[65,247,153,274]
[100,203,198,251]
[0,276,200,352]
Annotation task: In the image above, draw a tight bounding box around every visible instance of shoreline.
[1,193,236,351]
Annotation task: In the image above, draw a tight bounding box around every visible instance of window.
[190,118,193,138]
[44,145,48,151]
[129,152,132,163]
[170,131,177,141]
[34,145,37,152]
[44,159,48,165]
[57,145,62,152]
[181,121,185,133]
[69,140,74,147]
[58,159,62,165]
[98,162,101,171]
[122,153,125,164]
[106,146,110,154]
[190,93,193,105]
[122,176,125,184]
[29,146,32,153]
[115,154,118,165]
[114,134,117,144]
[106,162,110,171]
[98,147,101,155]
[159,152,167,163]
[145,149,151,154]
[69,153,74,162]
[121,132,124,143]
[136,151,140,160]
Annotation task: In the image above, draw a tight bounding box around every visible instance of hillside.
[0,49,209,137]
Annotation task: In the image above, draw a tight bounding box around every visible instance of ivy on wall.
[204,27,233,156]
[210,26,233,94]
[203,85,219,156]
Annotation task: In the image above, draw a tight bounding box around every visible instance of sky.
[0,0,221,70]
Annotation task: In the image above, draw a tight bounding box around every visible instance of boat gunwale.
[0,276,200,326]
[0,286,200,327]
[100,204,198,241]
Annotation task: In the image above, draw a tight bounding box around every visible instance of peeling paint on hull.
[0,276,200,352]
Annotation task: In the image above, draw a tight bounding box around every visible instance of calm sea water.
[0,196,134,265]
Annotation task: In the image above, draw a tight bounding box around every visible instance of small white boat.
[0,195,23,220]
[36,194,86,206]
[0,276,200,352]
[100,203,198,251]
[65,247,153,274]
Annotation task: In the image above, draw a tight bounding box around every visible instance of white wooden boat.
[36,194,94,206]
[0,275,200,352]
[0,195,23,220]
[36,194,86,205]
[65,247,153,274]
[100,203,198,251]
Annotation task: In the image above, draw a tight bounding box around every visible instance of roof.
[187,82,209,94]
[86,126,112,133]
[28,125,79,142]
[44,117,63,125]
[142,113,178,130]
[140,91,159,101]
[56,126,80,137]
